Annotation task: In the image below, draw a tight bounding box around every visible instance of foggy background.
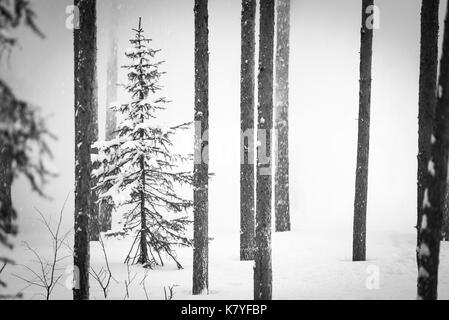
[2,0,448,250]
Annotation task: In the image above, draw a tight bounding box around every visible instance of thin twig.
[13,195,71,300]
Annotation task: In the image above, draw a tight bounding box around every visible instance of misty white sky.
[2,0,449,247]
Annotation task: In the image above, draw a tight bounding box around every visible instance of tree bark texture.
[73,0,97,300]
[417,2,449,301]
[417,0,440,260]
[254,0,274,301]
[0,83,14,237]
[193,0,209,296]
[274,0,291,233]
[240,0,256,261]
[353,0,374,262]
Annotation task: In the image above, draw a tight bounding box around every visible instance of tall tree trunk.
[417,2,449,300]
[90,113,99,242]
[443,183,449,240]
[0,148,13,235]
[138,156,149,264]
[274,0,291,232]
[240,0,256,261]
[137,23,149,264]
[100,0,119,233]
[73,0,97,300]
[0,83,15,237]
[254,0,274,301]
[89,64,100,241]
[87,0,100,242]
[417,0,440,259]
[352,0,374,262]
[193,0,209,295]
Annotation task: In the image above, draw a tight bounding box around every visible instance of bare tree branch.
[12,195,71,300]
[90,234,118,298]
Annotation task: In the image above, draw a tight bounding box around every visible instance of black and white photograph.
[1,0,449,304]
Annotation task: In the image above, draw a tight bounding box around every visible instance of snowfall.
[3,0,449,300]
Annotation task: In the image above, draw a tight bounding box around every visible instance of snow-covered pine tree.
[93,18,193,269]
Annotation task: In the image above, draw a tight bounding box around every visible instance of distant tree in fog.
[352,0,374,262]
[100,0,120,233]
[417,1,449,301]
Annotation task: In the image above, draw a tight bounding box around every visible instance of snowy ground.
[4,225,449,300]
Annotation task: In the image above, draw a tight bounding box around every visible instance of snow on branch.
[93,18,193,270]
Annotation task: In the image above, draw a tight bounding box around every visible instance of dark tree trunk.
[254,0,274,301]
[274,0,291,233]
[135,19,149,265]
[90,119,100,242]
[138,36,148,263]
[89,67,100,242]
[417,2,449,300]
[417,0,440,258]
[443,183,449,240]
[352,0,374,262]
[100,2,119,233]
[193,0,209,295]
[138,156,149,264]
[0,83,15,237]
[73,0,97,300]
[86,0,100,242]
[0,148,13,235]
[240,0,256,261]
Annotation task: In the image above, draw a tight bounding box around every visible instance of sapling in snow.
[92,18,193,269]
